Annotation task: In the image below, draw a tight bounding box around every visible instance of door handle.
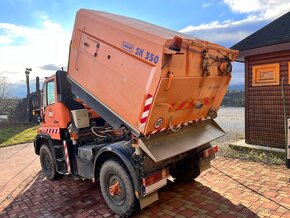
[53,120,58,123]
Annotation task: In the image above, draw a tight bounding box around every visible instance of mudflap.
[139,119,225,162]
[199,154,215,172]
[139,191,159,209]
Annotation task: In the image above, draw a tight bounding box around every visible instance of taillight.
[169,36,182,52]
[201,145,219,158]
[142,168,169,187]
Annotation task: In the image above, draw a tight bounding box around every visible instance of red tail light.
[169,36,182,52]
[201,145,219,158]
[142,168,169,186]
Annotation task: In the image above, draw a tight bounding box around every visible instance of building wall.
[246,50,290,148]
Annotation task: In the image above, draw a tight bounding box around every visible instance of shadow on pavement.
[0,172,257,218]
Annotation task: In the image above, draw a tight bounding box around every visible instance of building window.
[252,63,280,86]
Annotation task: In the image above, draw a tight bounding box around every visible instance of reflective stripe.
[140,94,153,127]
[147,118,209,135]
[63,140,71,174]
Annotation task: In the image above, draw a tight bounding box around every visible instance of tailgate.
[139,119,225,162]
[142,38,236,135]
[144,75,230,135]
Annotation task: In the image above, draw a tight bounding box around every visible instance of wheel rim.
[105,172,126,206]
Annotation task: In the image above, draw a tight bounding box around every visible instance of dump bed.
[68,9,238,136]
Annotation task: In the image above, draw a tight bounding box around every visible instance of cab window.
[47,80,55,105]
[42,83,47,107]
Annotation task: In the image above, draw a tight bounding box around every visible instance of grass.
[218,145,286,165]
[0,125,38,147]
[0,123,285,165]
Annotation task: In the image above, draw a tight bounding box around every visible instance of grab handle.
[165,72,174,91]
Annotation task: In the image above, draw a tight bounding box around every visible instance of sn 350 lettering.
[144,51,159,64]
[135,48,159,64]
[122,42,159,64]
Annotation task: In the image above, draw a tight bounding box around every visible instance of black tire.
[170,154,200,182]
[40,144,59,180]
[99,159,137,217]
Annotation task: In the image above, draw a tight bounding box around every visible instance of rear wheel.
[99,159,137,217]
[40,144,59,180]
[170,154,200,182]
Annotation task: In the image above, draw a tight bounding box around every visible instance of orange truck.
[33,9,238,216]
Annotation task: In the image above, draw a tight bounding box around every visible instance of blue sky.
[0,0,245,31]
[1,0,290,96]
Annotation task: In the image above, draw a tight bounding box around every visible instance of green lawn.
[0,125,38,147]
[219,145,286,165]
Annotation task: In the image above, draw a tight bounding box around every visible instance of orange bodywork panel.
[68,9,238,136]
[38,75,99,140]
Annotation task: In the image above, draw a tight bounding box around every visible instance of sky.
[1,0,290,97]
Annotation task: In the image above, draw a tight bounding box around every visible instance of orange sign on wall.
[252,63,280,86]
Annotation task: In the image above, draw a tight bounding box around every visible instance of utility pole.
[25,68,32,122]
[36,76,40,92]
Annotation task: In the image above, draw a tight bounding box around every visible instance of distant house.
[231,12,290,149]
[0,98,20,118]
[0,115,9,122]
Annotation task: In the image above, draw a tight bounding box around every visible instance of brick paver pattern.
[0,143,289,217]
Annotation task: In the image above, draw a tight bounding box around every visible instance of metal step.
[53,145,63,149]
[57,158,65,162]
[56,158,67,174]
[54,145,65,161]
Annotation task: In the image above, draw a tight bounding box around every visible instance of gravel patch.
[213,107,245,147]
[212,107,284,165]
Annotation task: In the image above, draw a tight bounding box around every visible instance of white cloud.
[0,14,71,85]
[0,35,13,44]
[180,0,290,46]
[201,0,220,8]
[179,16,263,45]
[224,0,290,19]
[223,0,262,14]
[180,17,258,32]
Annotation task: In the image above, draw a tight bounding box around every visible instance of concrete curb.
[0,141,34,149]
[229,139,285,153]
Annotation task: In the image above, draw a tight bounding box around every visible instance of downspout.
[281,77,290,168]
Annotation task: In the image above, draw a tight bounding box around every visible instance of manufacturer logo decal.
[121,41,134,53]
[154,117,163,129]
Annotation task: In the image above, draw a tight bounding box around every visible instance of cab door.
[43,79,57,124]
[40,78,61,140]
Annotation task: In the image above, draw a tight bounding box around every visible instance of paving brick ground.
[0,143,289,217]
[0,143,40,204]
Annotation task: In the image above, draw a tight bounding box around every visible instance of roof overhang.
[235,41,290,63]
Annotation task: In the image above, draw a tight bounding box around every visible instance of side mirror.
[30,92,42,121]
[56,70,72,102]
[30,93,40,110]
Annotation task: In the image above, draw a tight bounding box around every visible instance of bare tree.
[0,77,10,115]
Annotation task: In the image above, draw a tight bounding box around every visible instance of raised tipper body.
[68,9,238,136]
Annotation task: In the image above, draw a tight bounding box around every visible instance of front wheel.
[99,159,138,217]
[40,144,59,180]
